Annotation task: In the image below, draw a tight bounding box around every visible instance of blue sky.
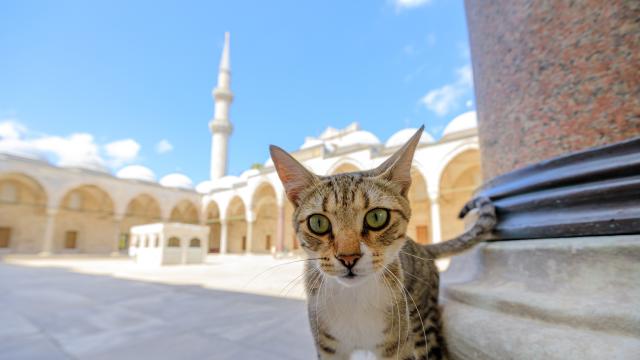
[0,0,474,184]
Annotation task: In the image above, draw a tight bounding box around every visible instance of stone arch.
[327,159,362,175]
[436,142,480,183]
[169,199,199,224]
[438,149,482,242]
[120,194,162,251]
[283,200,297,251]
[407,168,432,244]
[0,173,48,253]
[225,196,247,253]
[204,200,222,253]
[55,184,115,253]
[251,182,278,253]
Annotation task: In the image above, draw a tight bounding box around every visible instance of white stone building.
[0,33,482,256]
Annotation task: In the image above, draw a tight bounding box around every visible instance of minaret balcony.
[213,88,234,102]
[209,120,233,134]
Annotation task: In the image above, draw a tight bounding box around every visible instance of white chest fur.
[317,276,392,353]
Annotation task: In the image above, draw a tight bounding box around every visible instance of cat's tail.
[424,196,497,259]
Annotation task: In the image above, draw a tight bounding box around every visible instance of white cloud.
[421,85,461,116]
[155,139,173,154]
[32,133,108,171]
[456,64,473,87]
[0,120,26,139]
[420,64,474,116]
[0,119,142,171]
[104,139,141,167]
[394,0,433,10]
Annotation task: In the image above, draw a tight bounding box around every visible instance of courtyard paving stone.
[0,255,315,359]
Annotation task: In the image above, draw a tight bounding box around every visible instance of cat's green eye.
[365,208,390,230]
[308,214,331,235]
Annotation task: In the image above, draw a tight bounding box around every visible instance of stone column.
[111,214,124,256]
[466,0,640,179]
[428,192,442,244]
[245,211,255,254]
[39,207,58,256]
[219,219,228,254]
[440,3,640,358]
[276,203,285,253]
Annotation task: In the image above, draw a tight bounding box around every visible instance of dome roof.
[159,173,194,190]
[213,175,241,190]
[195,180,215,194]
[332,130,381,148]
[59,157,109,173]
[116,165,156,182]
[443,111,477,137]
[300,137,324,150]
[0,139,48,162]
[240,168,260,179]
[385,128,434,148]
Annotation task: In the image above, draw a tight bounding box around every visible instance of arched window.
[0,227,11,248]
[168,237,181,248]
[0,183,17,203]
[189,238,201,248]
[144,236,149,247]
[65,231,78,249]
[68,192,82,210]
[154,235,159,247]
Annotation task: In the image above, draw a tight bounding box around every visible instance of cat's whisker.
[399,250,435,262]
[378,269,397,359]
[279,273,305,296]
[386,266,429,355]
[390,271,410,358]
[315,275,326,345]
[289,267,320,297]
[280,267,314,296]
[243,257,322,289]
[300,267,321,298]
[402,269,431,286]
[382,265,402,360]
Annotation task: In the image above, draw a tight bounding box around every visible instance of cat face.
[270,127,423,287]
[292,173,411,286]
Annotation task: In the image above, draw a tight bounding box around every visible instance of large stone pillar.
[245,211,255,254]
[466,0,640,179]
[276,203,285,252]
[441,2,640,358]
[111,214,124,256]
[39,208,58,256]
[219,219,228,254]
[428,192,442,244]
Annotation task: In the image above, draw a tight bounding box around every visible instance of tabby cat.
[270,127,496,360]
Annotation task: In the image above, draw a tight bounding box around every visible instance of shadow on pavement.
[0,262,315,360]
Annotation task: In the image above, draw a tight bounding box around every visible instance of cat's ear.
[269,145,319,206]
[371,125,423,195]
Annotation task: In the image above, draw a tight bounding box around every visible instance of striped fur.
[270,127,496,359]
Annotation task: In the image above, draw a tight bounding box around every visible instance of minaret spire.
[219,32,230,72]
[209,32,234,181]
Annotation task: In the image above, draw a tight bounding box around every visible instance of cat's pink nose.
[336,253,361,269]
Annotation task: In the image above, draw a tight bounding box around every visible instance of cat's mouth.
[336,270,369,287]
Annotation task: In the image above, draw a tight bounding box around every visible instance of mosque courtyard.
[0,254,316,360]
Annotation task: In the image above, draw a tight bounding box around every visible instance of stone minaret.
[209,32,234,180]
